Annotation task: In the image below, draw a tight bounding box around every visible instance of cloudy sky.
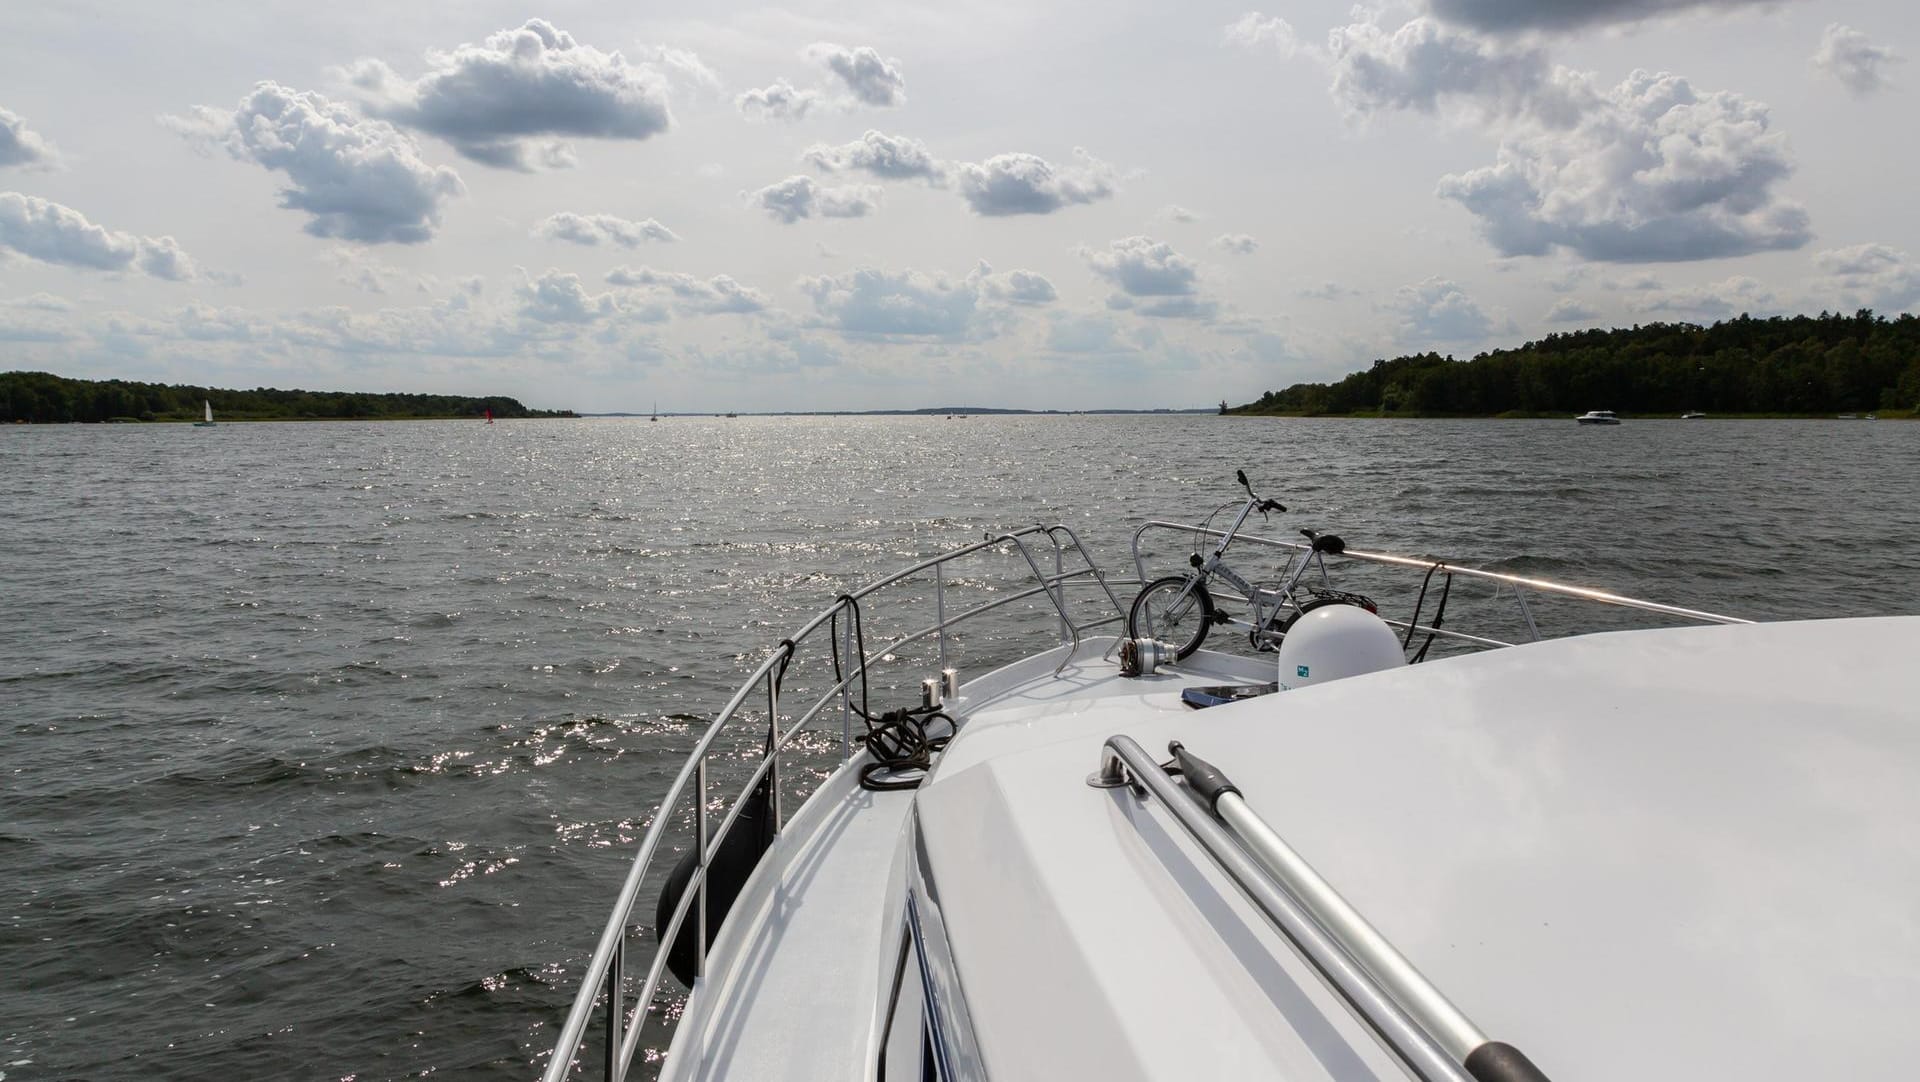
[1,0,1914,412]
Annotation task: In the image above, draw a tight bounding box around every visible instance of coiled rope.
[829,594,954,791]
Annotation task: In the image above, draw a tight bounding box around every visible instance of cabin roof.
[915,616,1920,1079]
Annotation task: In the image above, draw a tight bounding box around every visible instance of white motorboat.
[541,509,1920,1082]
[1680,410,1706,420]
[1574,410,1620,425]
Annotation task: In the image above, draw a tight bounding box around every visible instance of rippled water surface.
[4,415,1918,1079]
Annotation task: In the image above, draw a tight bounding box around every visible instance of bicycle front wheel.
[1128,576,1214,660]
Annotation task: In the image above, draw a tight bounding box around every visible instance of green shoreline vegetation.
[1228,311,1920,418]
[0,371,575,423]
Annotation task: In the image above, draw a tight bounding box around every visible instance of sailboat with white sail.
[193,401,215,427]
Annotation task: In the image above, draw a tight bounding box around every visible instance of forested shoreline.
[0,371,575,423]
[1231,312,1920,417]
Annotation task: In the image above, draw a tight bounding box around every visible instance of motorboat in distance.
[1575,410,1621,424]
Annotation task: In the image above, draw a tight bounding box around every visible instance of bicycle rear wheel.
[1127,576,1214,660]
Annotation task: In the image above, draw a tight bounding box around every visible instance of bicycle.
[1127,470,1374,660]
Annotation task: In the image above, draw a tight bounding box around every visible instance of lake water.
[4,415,1917,1079]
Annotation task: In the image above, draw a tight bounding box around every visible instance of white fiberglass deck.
[660,616,1920,1081]
[914,615,1920,1080]
[659,642,1280,1081]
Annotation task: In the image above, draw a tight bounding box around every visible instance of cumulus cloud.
[1224,12,1300,57]
[953,149,1116,216]
[1326,11,1811,264]
[136,237,198,281]
[1212,233,1259,254]
[750,175,881,224]
[1083,236,1201,297]
[605,265,769,314]
[1809,244,1920,312]
[1545,298,1600,323]
[167,82,463,244]
[344,19,681,169]
[534,211,678,248]
[0,192,198,280]
[1157,204,1200,224]
[803,130,944,182]
[0,107,58,170]
[737,79,820,122]
[1082,236,1220,319]
[1436,69,1810,262]
[1328,16,1586,125]
[806,43,906,107]
[1812,25,1904,96]
[516,268,620,323]
[972,263,1059,306]
[800,266,995,339]
[1426,0,1778,35]
[1392,277,1494,343]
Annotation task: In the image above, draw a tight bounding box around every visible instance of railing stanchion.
[1053,533,1070,644]
[1514,584,1540,642]
[838,603,854,756]
[604,937,623,1081]
[694,757,708,980]
[767,669,782,831]
[935,559,948,674]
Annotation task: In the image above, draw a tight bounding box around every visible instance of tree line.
[0,371,575,423]
[1232,311,1920,417]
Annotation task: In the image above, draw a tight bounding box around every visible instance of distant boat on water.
[485,407,494,424]
[193,400,216,427]
[1682,410,1707,419]
[651,401,658,422]
[1576,410,1621,425]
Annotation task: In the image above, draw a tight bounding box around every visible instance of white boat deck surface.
[660,640,1290,1082]
[660,642,1279,1081]
[914,616,1920,1080]
[657,757,912,1082]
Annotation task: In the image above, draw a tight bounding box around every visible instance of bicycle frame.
[1171,494,1330,646]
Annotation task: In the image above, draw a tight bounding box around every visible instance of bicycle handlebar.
[1236,470,1286,514]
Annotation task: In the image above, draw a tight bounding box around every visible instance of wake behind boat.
[540,473,1919,1082]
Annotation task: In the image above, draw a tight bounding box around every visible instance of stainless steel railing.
[1129,520,1748,650]
[540,524,1128,1082]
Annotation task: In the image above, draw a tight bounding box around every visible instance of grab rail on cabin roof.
[1129,519,1749,646]
[1095,735,1550,1082]
[541,524,1129,1082]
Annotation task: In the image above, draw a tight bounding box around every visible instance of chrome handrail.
[541,524,1127,1082]
[1095,735,1477,1082]
[1129,519,1749,643]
